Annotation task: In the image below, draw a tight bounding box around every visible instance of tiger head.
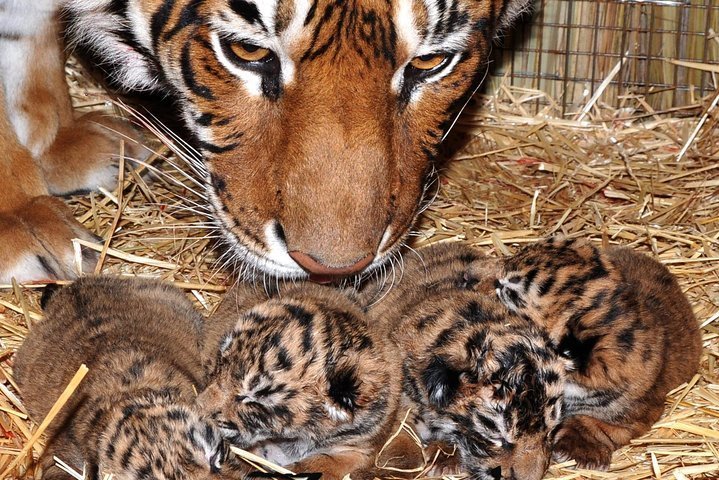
[66,0,531,279]
[495,237,621,338]
[379,286,567,480]
[196,283,398,465]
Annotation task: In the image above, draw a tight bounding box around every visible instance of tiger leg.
[39,110,149,196]
[1,7,147,196]
[0,196,98,283]
[0,78,97,283]
[552,414,650,471]
[37,431,85,480]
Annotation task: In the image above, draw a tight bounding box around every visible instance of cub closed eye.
[409,53,449,72]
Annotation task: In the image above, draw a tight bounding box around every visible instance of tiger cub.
[496,237,703,469]
[197,282,403,480]
[359,243,568,480]
[13,277,244,480]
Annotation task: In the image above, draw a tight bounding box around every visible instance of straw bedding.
[0,60,717,479]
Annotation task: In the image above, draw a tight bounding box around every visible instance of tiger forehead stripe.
[278,0,313,66]
[298,0,398,65]
[395,0,421,55]
[228,0,266,29]
[224,0,313,39]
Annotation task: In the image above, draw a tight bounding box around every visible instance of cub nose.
[289,251,373,280]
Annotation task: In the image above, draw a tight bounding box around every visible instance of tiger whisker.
[155,203,215,218]
[151,193,213,214]
[439,56,493,144]
[402,243,427,276]
[127,156,208,200]
[117,102,205,166]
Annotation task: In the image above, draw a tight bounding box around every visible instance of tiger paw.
[39,112,149,196]
[0,196,98,283]
[552,417,613,471]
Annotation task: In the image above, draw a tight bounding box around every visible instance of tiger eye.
[229,42,271,62]
[409,53,448,71]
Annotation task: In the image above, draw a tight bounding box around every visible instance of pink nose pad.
[289,251,374,281]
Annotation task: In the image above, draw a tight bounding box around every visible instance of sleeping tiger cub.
[358,243,568,480]
[496,237,702,469]
[198,281,404,480]
[13,277,245,480]
[1,0,532,283]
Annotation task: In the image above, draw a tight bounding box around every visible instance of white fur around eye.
[209,32,264,97]
[391,0,472,102]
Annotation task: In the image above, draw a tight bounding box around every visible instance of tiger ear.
[40,283,63,310]
[328,365,361,412]
[422,356,462,408]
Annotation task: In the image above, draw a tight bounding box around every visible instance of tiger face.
[197,283,398,468]
[495,236,623,341]
[64,0,531,279]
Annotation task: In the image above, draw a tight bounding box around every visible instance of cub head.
[405,298,566,480]
[97,400,243,480]
[70,0,532,279]
[197,284,394,462]
[496,237,619,332]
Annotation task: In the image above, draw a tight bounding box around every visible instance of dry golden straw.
[0,365,88,478]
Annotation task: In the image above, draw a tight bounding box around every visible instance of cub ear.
[328,365,360,412]
[40,283,63,310]
[208,439,229,473]
[422,356,462,408]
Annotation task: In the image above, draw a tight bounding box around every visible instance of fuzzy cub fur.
[198,282,403,480]
[496,237,702,469]
[359,243,567,480]
[13,277,243,480]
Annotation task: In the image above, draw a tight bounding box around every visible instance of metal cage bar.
[488,0,719,115]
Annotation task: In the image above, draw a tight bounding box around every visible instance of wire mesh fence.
[487,0,719,116]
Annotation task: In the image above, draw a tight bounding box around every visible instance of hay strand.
[1,365,88,478]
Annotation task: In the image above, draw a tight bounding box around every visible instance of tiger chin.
[0,0,532,283]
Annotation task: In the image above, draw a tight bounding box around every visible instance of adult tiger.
[0,0,530,283]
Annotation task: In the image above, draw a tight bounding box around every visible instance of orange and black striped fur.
[496,237,702,469]
[358,243,568,480]
[198,281,405,480]
[13,277,245,480]
[1,0,532,283]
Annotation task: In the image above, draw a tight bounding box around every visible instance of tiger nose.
[289,251,373,282]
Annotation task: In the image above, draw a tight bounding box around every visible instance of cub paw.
[424,443,463,477]
[0,196,98,283]
[552,417,613,470]
[40,112,149,195]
